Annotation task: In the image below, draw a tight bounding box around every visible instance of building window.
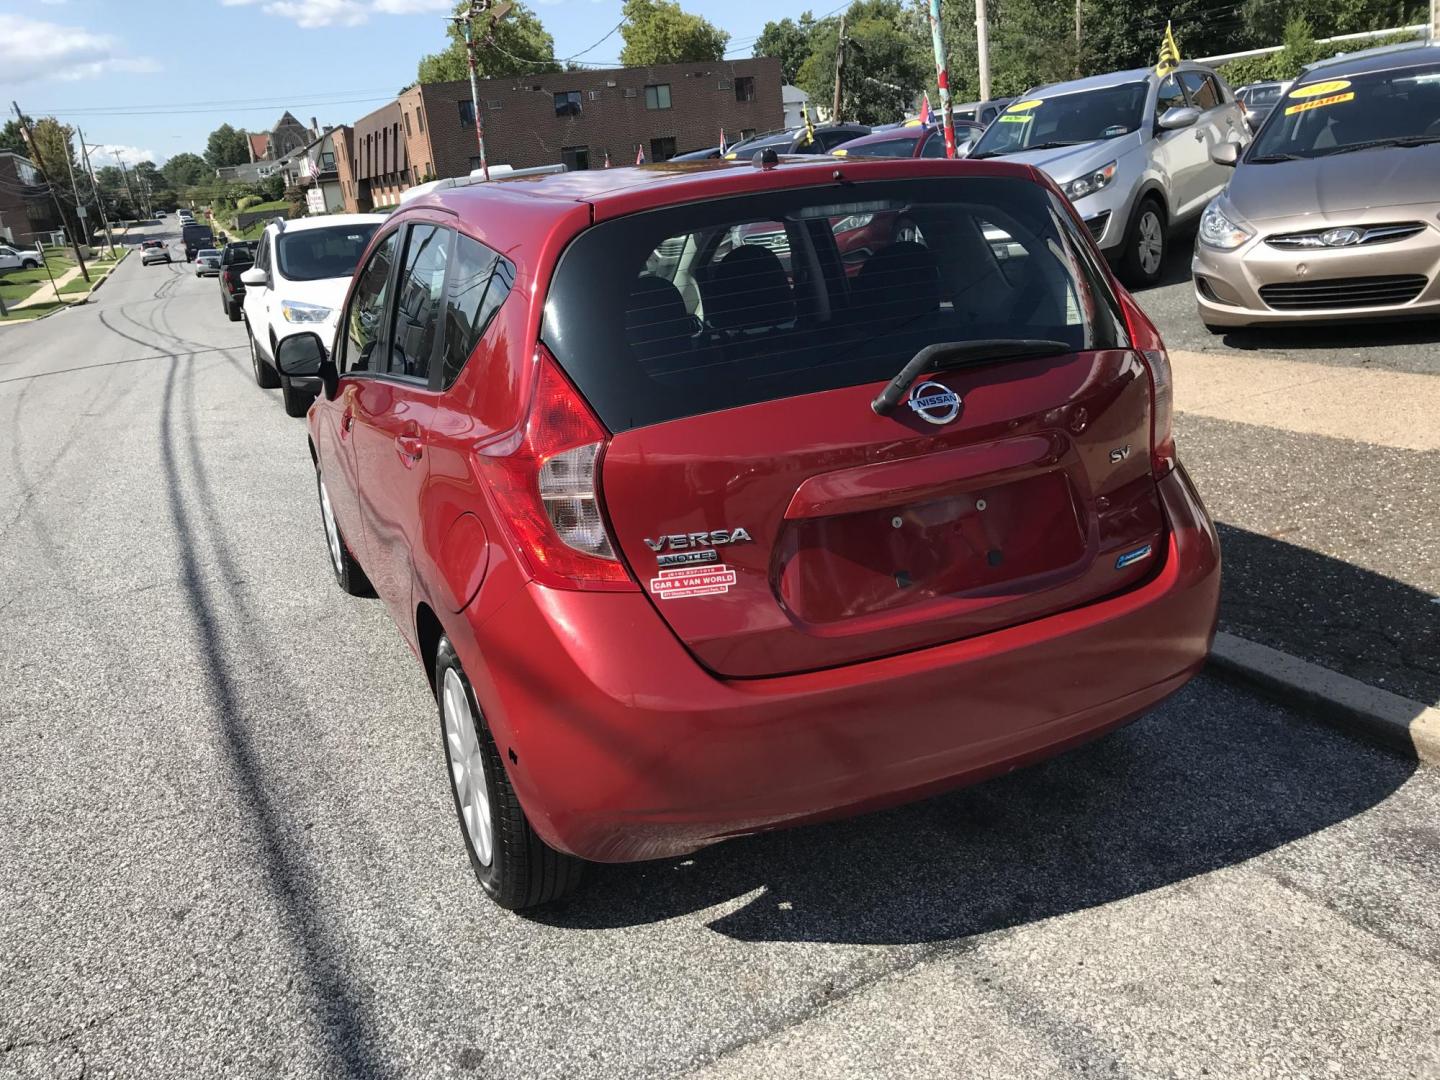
[649,137,676,162]
[561,145,590,171]
[487,99,502,110]
[320,152,335,169]
[459,99,476,126]
[469,155,484,172]
[741,128,756,140]
[624,87,637,98]
[644,84,672,110]
[554,91,582,117]
[405,113,412,136]
[735,77,755,103]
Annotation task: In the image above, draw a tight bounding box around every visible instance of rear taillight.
[1119,292,1176,476]
[476,346,634,591]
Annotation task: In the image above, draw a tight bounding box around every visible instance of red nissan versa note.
[274,155,1220,910]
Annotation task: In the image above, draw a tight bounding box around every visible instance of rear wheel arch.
[415,602,446,695]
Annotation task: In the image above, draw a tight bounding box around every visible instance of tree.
[795,0,929,125]
[260,172,286,201]
[0,116,30,157]
[754,14,816,84]
[417,1,560,83]
[205,123,250,169]
[162,152,210,188]
[28,117,78,179]
[619,0,729,66]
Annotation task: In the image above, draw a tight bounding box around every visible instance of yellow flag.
[802,104,817,147]
[1155,21,1182,77]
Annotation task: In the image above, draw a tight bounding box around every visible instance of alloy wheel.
[442,668,494,866]
[1137,211,1164,276]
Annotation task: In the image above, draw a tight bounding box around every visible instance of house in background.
[782,85,813,128]
[296,127,347,214]
[247,111,314,162]
[0,151,62,246]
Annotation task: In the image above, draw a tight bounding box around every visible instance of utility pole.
[926,0,959,157]
[832,14,848,122]
[976,0,992,103]
[61,135,91,246]
[76,128,116,255]
[1074,0,1083,76]
[1431,0,1438,44]
[113,150,139,222]
[12,103,90,283]
[455,1,512,182]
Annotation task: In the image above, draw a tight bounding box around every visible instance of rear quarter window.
[542,177,1125,433]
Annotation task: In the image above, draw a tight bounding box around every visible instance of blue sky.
[0,0,811,166]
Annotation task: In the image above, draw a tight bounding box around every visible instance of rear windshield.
[277,224,379,282]
[542,177,1124,432]
[840,137,918,158]
[1247,84,1282,106]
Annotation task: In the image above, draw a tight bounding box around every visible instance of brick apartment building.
[336,57,783,212]
[0,152,62,246]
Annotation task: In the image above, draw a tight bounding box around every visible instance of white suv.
[0,244,44,272]
[241,214,384,416]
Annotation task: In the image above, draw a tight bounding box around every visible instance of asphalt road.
[2,227,1439,1079]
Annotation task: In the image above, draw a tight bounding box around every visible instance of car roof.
[268,213,387,234]
[416,156,1043,234]
[1026,61,1216,98]
[833,127,927,150]
[1297,42,1440,81]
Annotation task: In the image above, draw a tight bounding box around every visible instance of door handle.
[395,433,424,461]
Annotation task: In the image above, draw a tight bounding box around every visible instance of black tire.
[226,298,241,322]
[280,376,315,418]
[1119,197,1167,288]
[21,259,37,270]
[314,465,373,596]
[247,320,281,389]
[435,636,583,910]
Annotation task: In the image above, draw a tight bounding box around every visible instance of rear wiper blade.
[871,339,1071,417]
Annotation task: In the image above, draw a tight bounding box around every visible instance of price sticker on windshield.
[1285,91,1354,116]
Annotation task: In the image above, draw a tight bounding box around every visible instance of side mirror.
[1157,106,1200,131]
[1210,141,1241,167]
[274,332,339,399]
[240,266,268,287]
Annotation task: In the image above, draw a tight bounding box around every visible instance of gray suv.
[968,62,1249,285]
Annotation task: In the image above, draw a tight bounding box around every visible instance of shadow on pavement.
[534,668,1414,943]
[1210,319,1440,353]
[1215,523,1440,706]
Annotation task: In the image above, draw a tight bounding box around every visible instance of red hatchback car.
[275,156,1220,909]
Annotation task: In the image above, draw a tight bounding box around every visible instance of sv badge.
[1109,445,1132,464]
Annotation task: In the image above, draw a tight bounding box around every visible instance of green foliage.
[235,195,260,212]
[795,0,930,125]
[205,124,251,169]
[161,153,210,188]
[0,116,29,157]
[1221,20,1420,84]
[28,117,77,176]
[418,0,560,83]
[755,13,818,83]
[259,172,286,201]
[1241,0,1425,45]
[619,0,730,65]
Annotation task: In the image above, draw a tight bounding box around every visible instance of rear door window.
[1179,71,1221,110]
[439,233,512,389]
[387,224,449,381]
[542,177,1124,432]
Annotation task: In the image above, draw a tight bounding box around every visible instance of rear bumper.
[465,465,1220,863]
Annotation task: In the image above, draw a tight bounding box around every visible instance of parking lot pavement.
[1132,230,1440,705]
[2,248,1439,1080]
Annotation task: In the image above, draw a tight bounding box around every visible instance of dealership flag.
[635,144,646,165]
[802,104,817,147]
[604,149,611,168]
[719,128,728,155]
[1155,22,1182,77]
[919,92,932,126]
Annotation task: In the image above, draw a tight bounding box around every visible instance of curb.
[1208,631,1439,765]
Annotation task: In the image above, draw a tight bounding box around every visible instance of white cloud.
[90,143,164,167]
[0,14,157,85]
[221,0,453,28]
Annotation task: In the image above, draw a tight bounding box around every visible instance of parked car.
[218,240,257,321]
[1193,44,1440,330]
[950,97,1016,124]
[193,248,222,276]
[1235,81,1284,131]
[0,243,43,272]
[831,120,986,159]
[181,222,214,261]
[241,214,384,416]
[141,239,171,266]
[724,123,871,159]
[271,156,1220,910]
[968,62,1249,285]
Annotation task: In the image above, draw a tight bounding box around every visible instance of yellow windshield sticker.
[1284,91,1354,116]
[998,113,1034,123]
[723,152,738,160]
[832,147,849,156]
[1289,79,1352,99]
[1008,99,1044,111]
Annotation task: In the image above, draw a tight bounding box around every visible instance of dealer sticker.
[1285,91,1354,116]
[650,564,736,600]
